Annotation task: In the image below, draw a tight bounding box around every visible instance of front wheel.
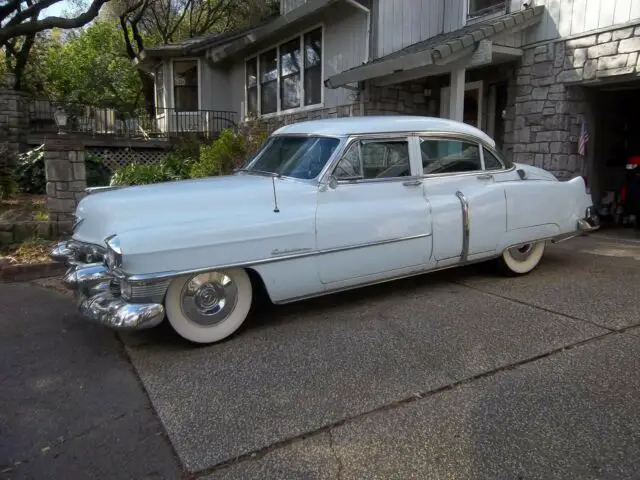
[164,268,253,344]
[497,241,546,276]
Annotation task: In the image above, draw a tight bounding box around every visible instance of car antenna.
[271,173,280,213]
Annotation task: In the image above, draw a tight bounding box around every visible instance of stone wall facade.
[44,135,87,234]
[362,83,434,116]
[243,82,434,134]
[0,81,29,162]
[505,24,640,179]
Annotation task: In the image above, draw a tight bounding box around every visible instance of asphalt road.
[2,233,640,480]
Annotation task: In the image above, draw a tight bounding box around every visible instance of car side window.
[483,148,504,171]
[419,138,482,175]
[333,139,411,180]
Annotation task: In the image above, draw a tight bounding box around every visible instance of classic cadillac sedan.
[51,116,600,344]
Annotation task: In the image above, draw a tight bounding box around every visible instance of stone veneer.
[505,24,640,179]
[247,83,433,133]
[44,135,87,233]
[0,86,29,160]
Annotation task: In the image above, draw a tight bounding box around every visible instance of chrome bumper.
[577,205,601,233]
[77,281,165,330]
[552,206,601,244]
[51,240,165,331]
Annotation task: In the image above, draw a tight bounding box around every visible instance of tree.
[44,20,142,110]
[1,0,113,89]
[113,0,278,111]
[0,0,111,44]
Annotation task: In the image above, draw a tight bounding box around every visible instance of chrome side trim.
[116,232,433,283]
[456,191,470,262]
[274,254,502,305]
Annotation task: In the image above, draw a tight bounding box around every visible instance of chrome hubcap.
[508,243,534,261]
[180,272,238,326]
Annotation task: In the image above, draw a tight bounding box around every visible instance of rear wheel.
[497,241,546,276]
[164,268,253,344]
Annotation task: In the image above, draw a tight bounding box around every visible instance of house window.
[246,58,258,116]
[173,60,198,112]
[304,28,322,106]
[468,0,506,17]
[245,26,323,116]
[280,38,301,110]
[155,66,165,111]
[260,48,278,114]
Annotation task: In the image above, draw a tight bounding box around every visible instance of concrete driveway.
[3,234,640,479]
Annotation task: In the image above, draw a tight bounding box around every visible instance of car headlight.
[104,234,122,269]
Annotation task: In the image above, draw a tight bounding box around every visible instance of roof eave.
[207,0,348,64]
[325,5,544,89]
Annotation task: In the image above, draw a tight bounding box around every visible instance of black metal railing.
[28,99,238,139]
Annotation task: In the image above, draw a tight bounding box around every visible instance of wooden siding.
[324,10,369,106]
[227,8,368,116]
[528,0,640,43]
[443,0,464,33]
[229,62,245,118]
[377,0,444,57]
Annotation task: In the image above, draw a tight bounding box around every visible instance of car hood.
[73,174,315,246]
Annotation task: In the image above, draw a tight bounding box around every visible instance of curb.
[0,262,66,282]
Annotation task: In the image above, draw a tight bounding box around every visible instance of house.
[136,0,640,210]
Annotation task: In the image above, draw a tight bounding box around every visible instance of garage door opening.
[590,83,640,237]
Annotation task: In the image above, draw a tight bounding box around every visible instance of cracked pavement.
[2,234,640,479]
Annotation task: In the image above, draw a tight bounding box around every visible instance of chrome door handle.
[402,179,422,186]
[476,173,493,180]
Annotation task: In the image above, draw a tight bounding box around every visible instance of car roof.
[271,115,496,147]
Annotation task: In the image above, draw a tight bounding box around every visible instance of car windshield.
[243,135,341,180]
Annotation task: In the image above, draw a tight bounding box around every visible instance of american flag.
[578,120,589,156]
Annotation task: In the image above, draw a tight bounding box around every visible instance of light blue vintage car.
[51,116,599,344]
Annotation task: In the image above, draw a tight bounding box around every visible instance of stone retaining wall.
[0,85,29,162]
[0,221,58,245]
[44,135,87,234]
[505,24,640,178]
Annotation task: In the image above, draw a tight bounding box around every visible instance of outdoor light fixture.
[53,107,68,135]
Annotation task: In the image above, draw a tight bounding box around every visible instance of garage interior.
[588,82,640,235]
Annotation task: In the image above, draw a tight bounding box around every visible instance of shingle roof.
[326,5,544,87]
[139,18,275,58]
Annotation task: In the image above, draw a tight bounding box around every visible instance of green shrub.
[190,128,268,178]
[86,154,112,187]
[0,164,16,199]
[14,145,111,194]
[110,153,196,186]
[15,145,45,194]
[0,141,17,199]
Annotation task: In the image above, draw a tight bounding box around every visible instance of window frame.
[171,58,201,113]
[244,24,324,119]
[330,134,420,185]
[414,133,512,178]
[466,0,508,21]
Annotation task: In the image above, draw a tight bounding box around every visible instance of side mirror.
[328,176,339,190]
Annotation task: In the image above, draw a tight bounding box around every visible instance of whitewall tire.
[498,241,546,276]
[164,268,253,344]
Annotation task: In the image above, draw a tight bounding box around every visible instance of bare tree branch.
[0,0,111,44]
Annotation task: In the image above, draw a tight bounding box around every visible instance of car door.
[315,134,433,285]
[417,135,507,265]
